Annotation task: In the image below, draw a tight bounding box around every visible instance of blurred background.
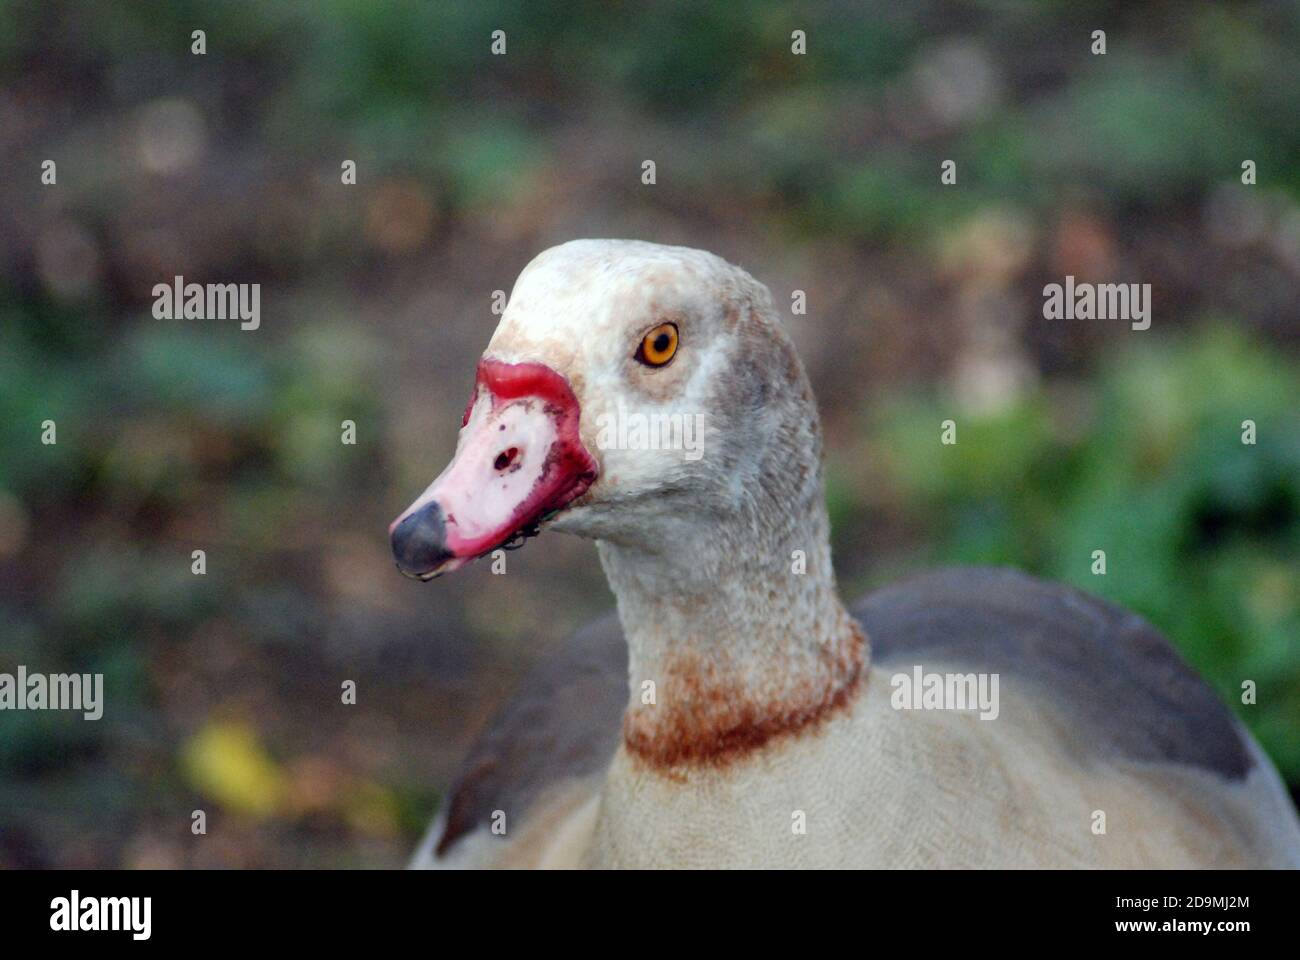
[1,0,1297,867]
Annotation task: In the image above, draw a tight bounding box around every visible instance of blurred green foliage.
[6,1,1296,228]
[871,327,1300,777]
[0,302,381,822]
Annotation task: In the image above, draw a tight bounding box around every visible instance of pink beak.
[389,359,598,579]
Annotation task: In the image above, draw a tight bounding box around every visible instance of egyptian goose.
[391,240,1300,868]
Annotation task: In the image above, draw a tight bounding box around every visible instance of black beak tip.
[390,504,454,579]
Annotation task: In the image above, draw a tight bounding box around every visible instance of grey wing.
[418,611,627,865]
[853,566,1254,779]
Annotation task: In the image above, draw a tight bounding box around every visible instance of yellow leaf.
[181,720,288,819]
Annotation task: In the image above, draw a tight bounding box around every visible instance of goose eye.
[636,323,679,367]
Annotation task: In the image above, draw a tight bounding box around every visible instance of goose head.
[389,239,823,582]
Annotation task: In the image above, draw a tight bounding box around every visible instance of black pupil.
[653,333,670,353]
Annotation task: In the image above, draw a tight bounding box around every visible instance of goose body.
[393,240,1300,869]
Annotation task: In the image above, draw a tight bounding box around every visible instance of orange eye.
[636,322,679,367]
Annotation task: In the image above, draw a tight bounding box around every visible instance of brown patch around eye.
[636,322,679,367]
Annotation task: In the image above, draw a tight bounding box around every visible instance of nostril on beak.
[493,447,519,471]
[390,502,453,578]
